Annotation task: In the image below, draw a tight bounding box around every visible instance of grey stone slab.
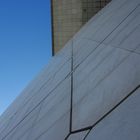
[27,59,71,114]
[86,0,140,43]
[0,40,72,131]
[23,40,72,100]
[22,39,72,98]
[68,131,89,140]
[0,101,31,139]
[25,58,71,113]
[86,88,140,140]
[34,112,69,140]
[74,0,128,40]
[1,0,140,140]
[73,38,99,68]
[18,131,31,140]
[0,100,32,136]
[118,25,140,52]
[37,77,71,121]
[135,45,140,54]
[0,117,12,137]
[0,103,42,140]
[11,104,42,140]
[27,78,71,140]
[0,53,71,136]
[72,53,140,130]
[73,45,129,105]
[104,6,140,51]
[1,131,15,140]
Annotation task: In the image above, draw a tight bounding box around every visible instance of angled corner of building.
[0,0,140,140]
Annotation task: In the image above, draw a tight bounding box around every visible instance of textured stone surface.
[68,131,89,140]
[0,41,72,132]
[27,78,71,140]
[0,0,140,139]
[72,51,140,130]
[86,88,140,140]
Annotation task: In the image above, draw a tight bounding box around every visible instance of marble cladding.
[0,0,140,139]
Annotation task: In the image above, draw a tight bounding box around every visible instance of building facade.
[0,0,140,139]
[51,0,111,55]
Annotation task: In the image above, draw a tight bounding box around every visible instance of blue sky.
[0,0,52,115]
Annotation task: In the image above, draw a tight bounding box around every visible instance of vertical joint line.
[64,133,71,140]
[70,39,74,133]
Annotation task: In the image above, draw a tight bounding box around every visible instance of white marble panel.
[86,0,140,42]
[19,131,31,140]
[74,0,128,40]
[73,38,99,68]
[73,46,129,105]
[27,60,71,113]
[104,6,140,50]
[27,78,71,140]
[37,77,71,121]
[1,131,15,140]
[73,53,140,130]
[30,112,70,140]
[68,131,89,140]
[0,53,71,136]
[0,101,31,139]
[1,0,140,140]
[0,40,72,131]
[0,104,41,140]
[118,25,140,51]
[135,45,140,54]
[86,88,140,140]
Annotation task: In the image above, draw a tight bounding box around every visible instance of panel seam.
[83,85,140,140]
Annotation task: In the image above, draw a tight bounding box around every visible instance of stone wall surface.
[0,0,140,139]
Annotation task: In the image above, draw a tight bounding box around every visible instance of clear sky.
[0,0,52,115]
